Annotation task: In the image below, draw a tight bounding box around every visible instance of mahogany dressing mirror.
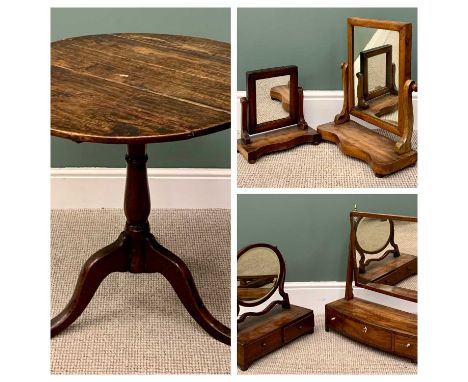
[237,243,290,322]
[237,66,320,163]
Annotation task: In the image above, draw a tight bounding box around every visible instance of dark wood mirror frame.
[350,211,417,303]
[356,44,397,109]
[237,243,290,323]
[317,17,418,177]
[325,209,417,362]
[247,66,299,135]
[237,65,321,164]
[237,243,315,371]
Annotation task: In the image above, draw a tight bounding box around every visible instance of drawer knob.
[363,326,368,333]
[406,343,411,348]
[261,342,267,347]
[331,317,336,321]
[298,325,303,329]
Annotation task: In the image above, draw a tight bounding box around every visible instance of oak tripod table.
[51,34,231,345]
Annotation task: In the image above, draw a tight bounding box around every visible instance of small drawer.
[326,310,392,352]
[326,310,343,331]
[244,329,282,360]
[343,319,392,351]
[394,334,417,360]
[283,314,314,343]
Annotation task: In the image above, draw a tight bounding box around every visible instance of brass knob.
[299,325,303,329]
[406,343,411,348]
[363,326,368,333]
[261,343,267,347]
[331,317,336,321]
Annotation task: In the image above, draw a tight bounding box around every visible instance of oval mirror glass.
[237,246,280,304]
[356,217,391,252]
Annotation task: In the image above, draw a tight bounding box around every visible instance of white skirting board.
[284,281,417,315]
[51,168,231,209]
[236,90,418,138]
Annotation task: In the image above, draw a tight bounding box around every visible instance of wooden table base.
[51,144,230,345]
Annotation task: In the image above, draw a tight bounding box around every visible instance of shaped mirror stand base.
[237,125,321,164]
[317,120,416,177]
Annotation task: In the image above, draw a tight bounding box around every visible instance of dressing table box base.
[325,298,417,361]
[238,304,314,371]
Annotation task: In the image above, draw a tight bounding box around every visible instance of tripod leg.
[144,236,230,345]
[51,233,128,337]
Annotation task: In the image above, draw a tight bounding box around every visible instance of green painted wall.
[237,194,417,282]
[51,8,230,168]
[237,8,417,90]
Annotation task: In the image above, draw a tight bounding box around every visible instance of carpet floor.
[50,209,230,374]
[238,313,417,374]
[237,130,417,188]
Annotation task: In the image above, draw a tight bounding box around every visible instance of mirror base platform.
[237,125,321,164]
[317,120,417,177]
[325,298,417,362]
[238,304,314,371]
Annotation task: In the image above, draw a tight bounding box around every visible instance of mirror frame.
[357,44,397,106]
[237,243,290,323]
[355,216,398,273]
[349,210,417,303]
[246,65,299,135]
[348,17,412,137]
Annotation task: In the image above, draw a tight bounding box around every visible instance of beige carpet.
[237,130,417,188]
[51,209,230,374]
[238,313,417,374]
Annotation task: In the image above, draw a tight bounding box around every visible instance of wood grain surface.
[317,120,416,176]
[51,33,230,143]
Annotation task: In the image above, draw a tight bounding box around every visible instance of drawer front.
[394,334,417,360]
[376,262,417,285]
[244,329,282,362]
[283,314,314,343]
[326,311,392,352]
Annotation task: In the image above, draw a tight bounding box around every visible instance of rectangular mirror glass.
[351,212,417,302]
[255,75,290,124]
[353,27,400,127]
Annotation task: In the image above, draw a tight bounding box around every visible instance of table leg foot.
[51,233,128,337]
[145,235,231,345]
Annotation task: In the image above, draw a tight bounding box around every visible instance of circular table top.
[51,33,230,144]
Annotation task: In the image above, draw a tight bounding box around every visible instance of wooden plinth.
[317,120,417,177]
[238,305,314,370]
[237,125,321,164]
[325,298,417,361]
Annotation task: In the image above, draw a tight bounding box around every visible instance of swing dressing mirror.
[237,243,289,322]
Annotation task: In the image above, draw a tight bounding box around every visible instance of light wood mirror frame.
[317,17,418,177]
[347,17,413,144]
